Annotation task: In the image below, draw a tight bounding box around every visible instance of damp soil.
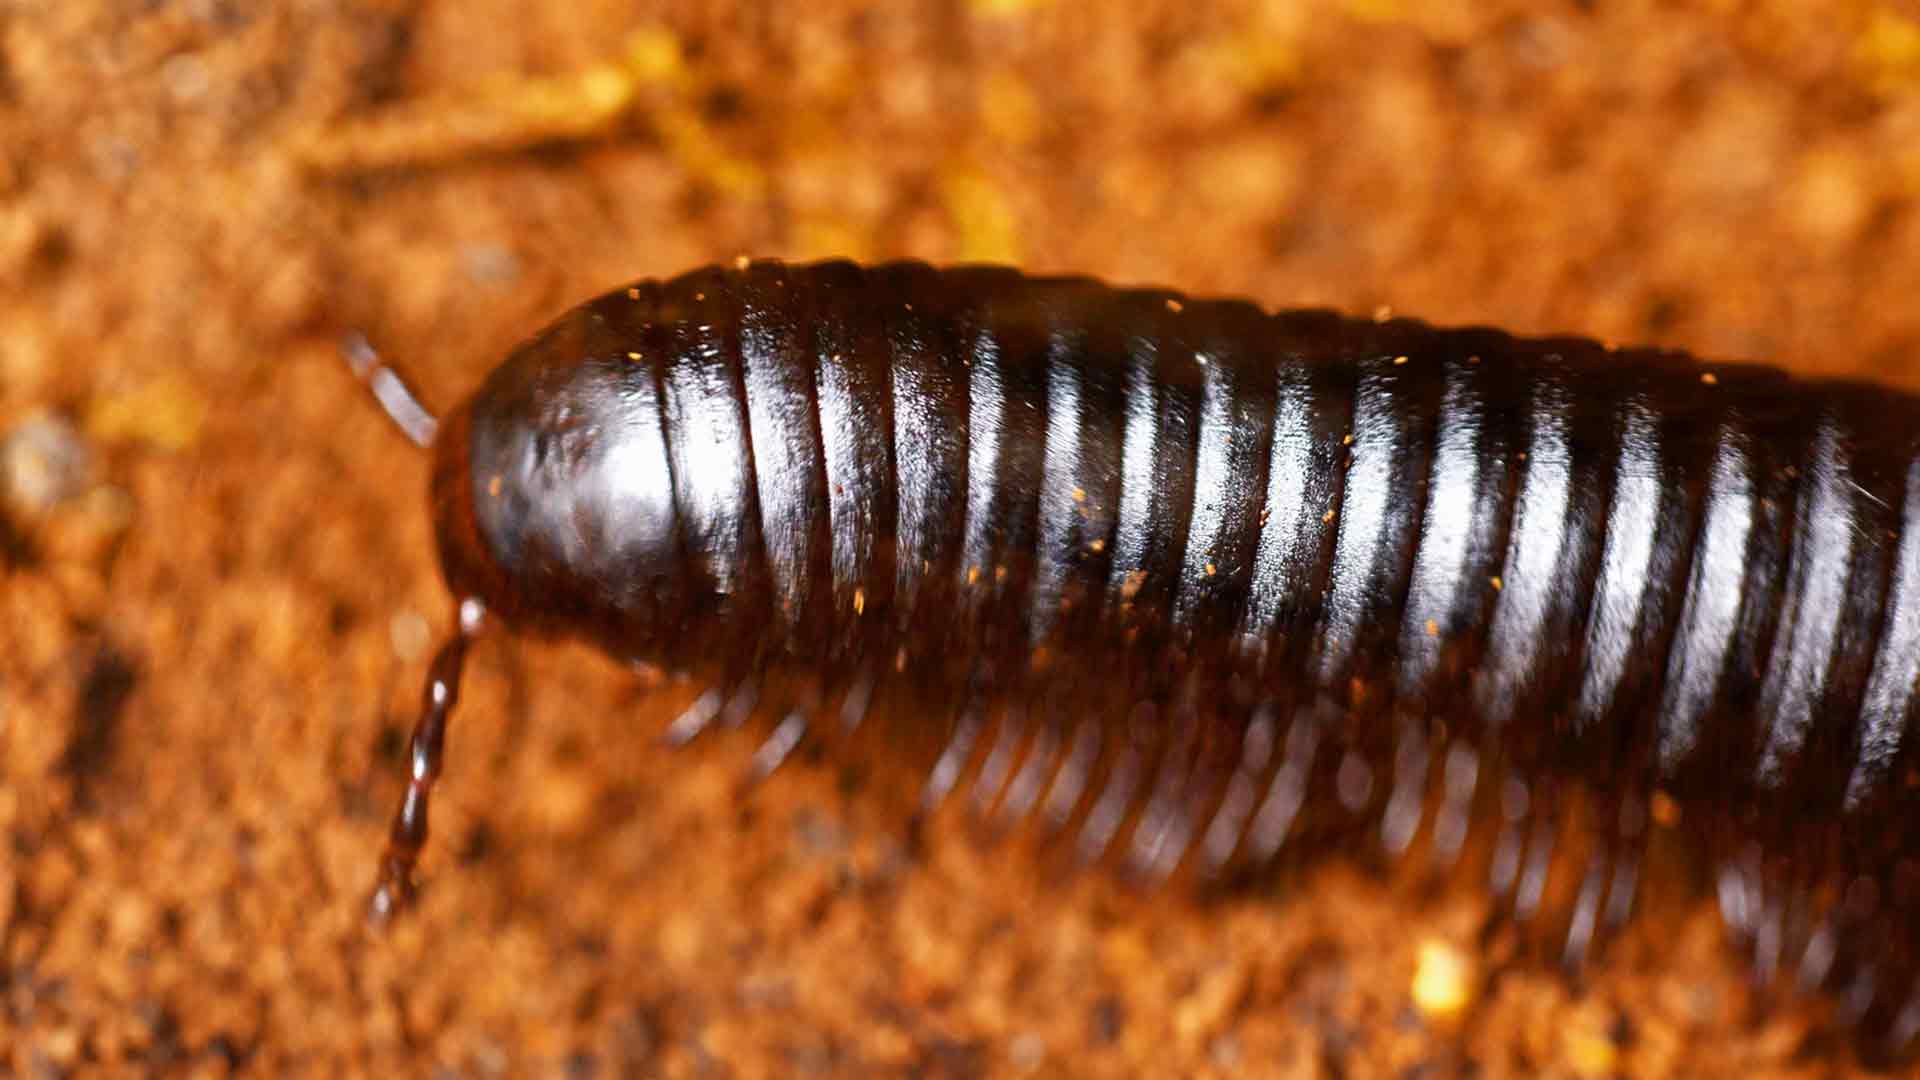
[4,2,1919,1075]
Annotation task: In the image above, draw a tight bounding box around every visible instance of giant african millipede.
[347,258,1920,1058]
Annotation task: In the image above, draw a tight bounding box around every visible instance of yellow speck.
[1490,576,1503,590]
[1563,1010,1621,1078]
[1322,509,1336,524]
[529,764,599,832]
[1410,939,1475,1021]
[488,474,503,498]
[968,566,981,585]
[1393,355,1409,366]
[87,375,207,452]
[694,291,706,302]
[853,587,865,615]
[1372,305,1394,323]
[568,62,637,120]
[1165,298,1184,313]
[979,69,1040,147]
[1425,619,1438,637]
[627,287,641,300]
[1341,433,1354,446]
[1856,10,1920,95]
[623,25,688,86]
[627,351,643,362]
[1171,34,1301,107]
[1650,790,1681,827]
[1072,487,1087,503]
[1090,539,1106,553]
[1205,562,1217,577]
[1700,371,1719,386]
[1120,569,1148,601]
[941,166,1022,263]
[969,0,1047,14]
[1346,0,1405,22]
[733,254,751,271]
[793,218,873,263]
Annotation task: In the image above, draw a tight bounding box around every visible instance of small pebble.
[462,244,521,286]
[389,610,432,664]
[1008,1031,1046,1071]
[1208,1032,1243,1069]
[2,414,91,513]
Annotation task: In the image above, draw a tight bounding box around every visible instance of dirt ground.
[5,1,1920,1076]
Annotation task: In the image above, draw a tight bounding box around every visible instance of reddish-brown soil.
[5,2,1920,1075]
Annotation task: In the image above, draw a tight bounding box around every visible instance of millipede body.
[353,259,1920,1054]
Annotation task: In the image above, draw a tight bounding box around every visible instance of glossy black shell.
[428,258,1920,1037]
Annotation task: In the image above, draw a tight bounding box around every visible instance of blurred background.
[3,1,1918,1074]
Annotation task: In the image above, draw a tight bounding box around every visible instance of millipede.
[346,258,1920,1060]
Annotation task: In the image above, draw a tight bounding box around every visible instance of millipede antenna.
[341,330,440,448]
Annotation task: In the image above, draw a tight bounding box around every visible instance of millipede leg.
[1121,707,1182,876]
[1512,811,1559,924]
[721,679,760,728]
[1243,707,1321,865]
[1075,747,1141,865]
[367,598,485,926]
[1379,719,1430,858]
[920,708,984,815]
[1198,770,1261,875]
[1841,964,1879,1026]
[995,724,1060,829]
[837,672,875,735]
[1430,743,1480,869]
[741,710,810,789]
[1488,777,1531,898]
[1128,708,1203,881]
[661,687,724,747]
[1562,852,1608,970]
[1752,893,1785,987]
[1040,720,1101,833]
[1197,707,1276,875]
[1601,847,1640,934]
[1798,916,1838,993]
[969,707,1027,815]
[1890,986,1920,1052]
